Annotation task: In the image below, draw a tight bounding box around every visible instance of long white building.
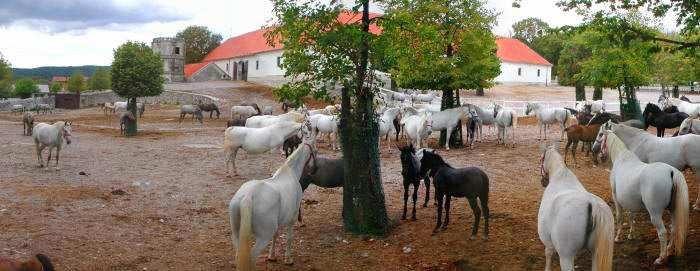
[185,14,552,85]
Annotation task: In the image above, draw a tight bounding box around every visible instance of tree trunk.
[340,1,388,236]
[575,82,586,101]
[593,86,603,100]
[476,86,484,96]
[672,85,680,98]
[125,97,137,136]
[619,84,641,121]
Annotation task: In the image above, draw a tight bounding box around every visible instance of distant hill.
[12,65,110,81]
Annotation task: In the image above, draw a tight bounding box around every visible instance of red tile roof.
[495,37,552,66]
[51,76,69,82]
[184,62,210,78]
[201,11,382,62]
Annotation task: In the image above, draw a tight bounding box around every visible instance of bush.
[49,82,62,93]
[13,78,39,98]
[67,71,86,93]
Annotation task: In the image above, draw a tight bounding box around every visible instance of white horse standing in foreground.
[599,131,688,265]
[526,102,571,140]
[538,145,614,271]
[592,121,700,211]
[224,121,303,175]
[493,104,517,147]
[401,112,432,148]
[33,121,73,169]
[228,135,316,270]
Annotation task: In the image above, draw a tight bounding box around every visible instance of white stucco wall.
[495,61,551,84]
[213,50,285,79]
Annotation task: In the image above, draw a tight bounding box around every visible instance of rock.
[402,246,412,253]
[111,189,127,196]
[78,171,88,175]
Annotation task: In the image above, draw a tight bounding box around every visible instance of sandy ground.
[1,83,699,270]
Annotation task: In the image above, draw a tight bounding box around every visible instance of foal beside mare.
[398,145,431,221]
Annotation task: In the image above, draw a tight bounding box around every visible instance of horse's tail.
[510,111,518,128]
[589,199,614,271]
[35,254,55,271]
[670,169,689,256]
[235,194,254,271]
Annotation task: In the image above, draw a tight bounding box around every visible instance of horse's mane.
[425,151,453,169]
[605,132,636,162]
[644,103,662,114]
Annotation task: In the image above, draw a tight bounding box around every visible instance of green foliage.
[49,82,62,93]
[512,17,550,45]
[0,54,12,99]
[111,41,164,99]
[652,50,694,88]
[176,25,223,64]
[381,0,500,93]
[66,71,86,93]
[529,28,568,77]
[13,78,39,98]
[12,65,110,81]
[557,31,593,86]
[89,67,111,90]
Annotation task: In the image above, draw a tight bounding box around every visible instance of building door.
[241,61,248,81]
[232,62,238,81]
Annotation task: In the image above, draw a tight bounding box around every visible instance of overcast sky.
[0,0,676,68]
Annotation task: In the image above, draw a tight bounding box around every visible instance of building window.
[226,63,230,72]
[517,67,522,76]
[277,57,282,67]
[256,60,259,70]
[537,69,540,77]
[174,47,180,55]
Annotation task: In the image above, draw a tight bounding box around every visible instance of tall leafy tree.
[557,30,593,101]
[49,82,62,93]
[653,50,694,97]
[13,78,39,98]
[268,0,389,235]
[66,70,86,93]
[529,27,570,78]
[112,41,164,136]
[89,67,111,91]
[382,0,500,147]
[0,53,12,99]
[511,17,550,45]
[176,25,223,64]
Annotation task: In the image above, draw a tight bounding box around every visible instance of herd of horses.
[10,91,700,270]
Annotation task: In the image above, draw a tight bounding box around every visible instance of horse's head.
[525,103,533,116]
[598,129,613,161]
[62,121,73,145]
[538,144,552,187]
[678,117,694,135]
[592,120,615,155]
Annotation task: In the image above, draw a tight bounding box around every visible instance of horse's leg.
[572,141,578,167]
[650,214,669,265]
[45,147,53,171]
[231,148,240,175]
[55,147,61,169]
[564,140,571,164]
[544,246,554,271]
[627,211,636,240]
[267,230,278,261]
[614,200,624,242]
[411,182,418,220]
[432,193,444,234]
[442,195,451,230]
[444,127,452,150]
[694,173,700,211]
[479,195,489,240]
[423,176,430,208]
[402,182,409,220]
[467,197,481,240]
[558,256,575,271]
[283,223,295,265]
[36,143,44,167]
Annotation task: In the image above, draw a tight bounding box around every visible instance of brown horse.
[564,124,601,166]
[22,112,34,136]
[0,254,54,271]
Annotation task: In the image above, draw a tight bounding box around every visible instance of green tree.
[529,27,569,78]
[512,17,550,45]
[13,78,39,98]
[557,30,593,101]
[89,67,111,90]
[382,0,500,147]
[268,1,388,235]
[176,25,223,64]
[49,82,62,93]
[652,50,694,97]
[0,54,12,99]
[111,41,164,136]
[66,71,86,93]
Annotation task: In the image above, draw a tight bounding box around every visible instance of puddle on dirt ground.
[181,143,221,149]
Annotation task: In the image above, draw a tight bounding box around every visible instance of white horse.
[229,134,316,270]
[113,101,128,112]
[309,114,339,150]
[401,112,432,148]
[462,103,497,142]
[678,117,700,135]
[576,100,606,114]
[224,121,303,175]
[538,145,614,271]
[593,121,700,211]
[32,121,73,169]
[231,105,260,120]
[525,102,571,140]
[666,98,700,117]
[378,107,401,149]
[245,112,306,128]
[493,104,517,147]
[599,131,688,265]
[429,106,471,150]
[11,104,24,113]
[413,92,437,103]
[261,105,273,115]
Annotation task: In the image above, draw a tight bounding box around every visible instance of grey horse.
[300,156,344,191]
[179,105,203,124]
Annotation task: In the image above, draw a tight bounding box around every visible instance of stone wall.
[0,95,55,112]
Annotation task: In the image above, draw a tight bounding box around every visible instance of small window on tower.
[537,69,541,77]
[256,60,259,70]
[277,57,282,67]
[517,67,522,76]
[174,47,180,55]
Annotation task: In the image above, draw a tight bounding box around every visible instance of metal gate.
[54,93,80,109]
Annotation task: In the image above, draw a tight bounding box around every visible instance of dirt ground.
[1,83,699,271]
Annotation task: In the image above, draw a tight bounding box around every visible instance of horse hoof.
[482,235,488,241]
[470,235,477,240]
[614,237,622,243]
[284,260,294,266]
[654,257,666,266]
[693,205,700,212]
[411,217,417,221]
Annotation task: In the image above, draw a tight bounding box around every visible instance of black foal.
[398,144,431,220]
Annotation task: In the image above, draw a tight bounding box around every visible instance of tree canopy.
[0,54,12,99]
[89,67,111,91]
[111,41,164,99]
[512,17,550,45]
[13,78,39,99]
[49,82,62,93]
[66,71,86,93]
[176,25,223,64]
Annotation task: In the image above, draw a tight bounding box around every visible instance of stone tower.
[151,37,185,83]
